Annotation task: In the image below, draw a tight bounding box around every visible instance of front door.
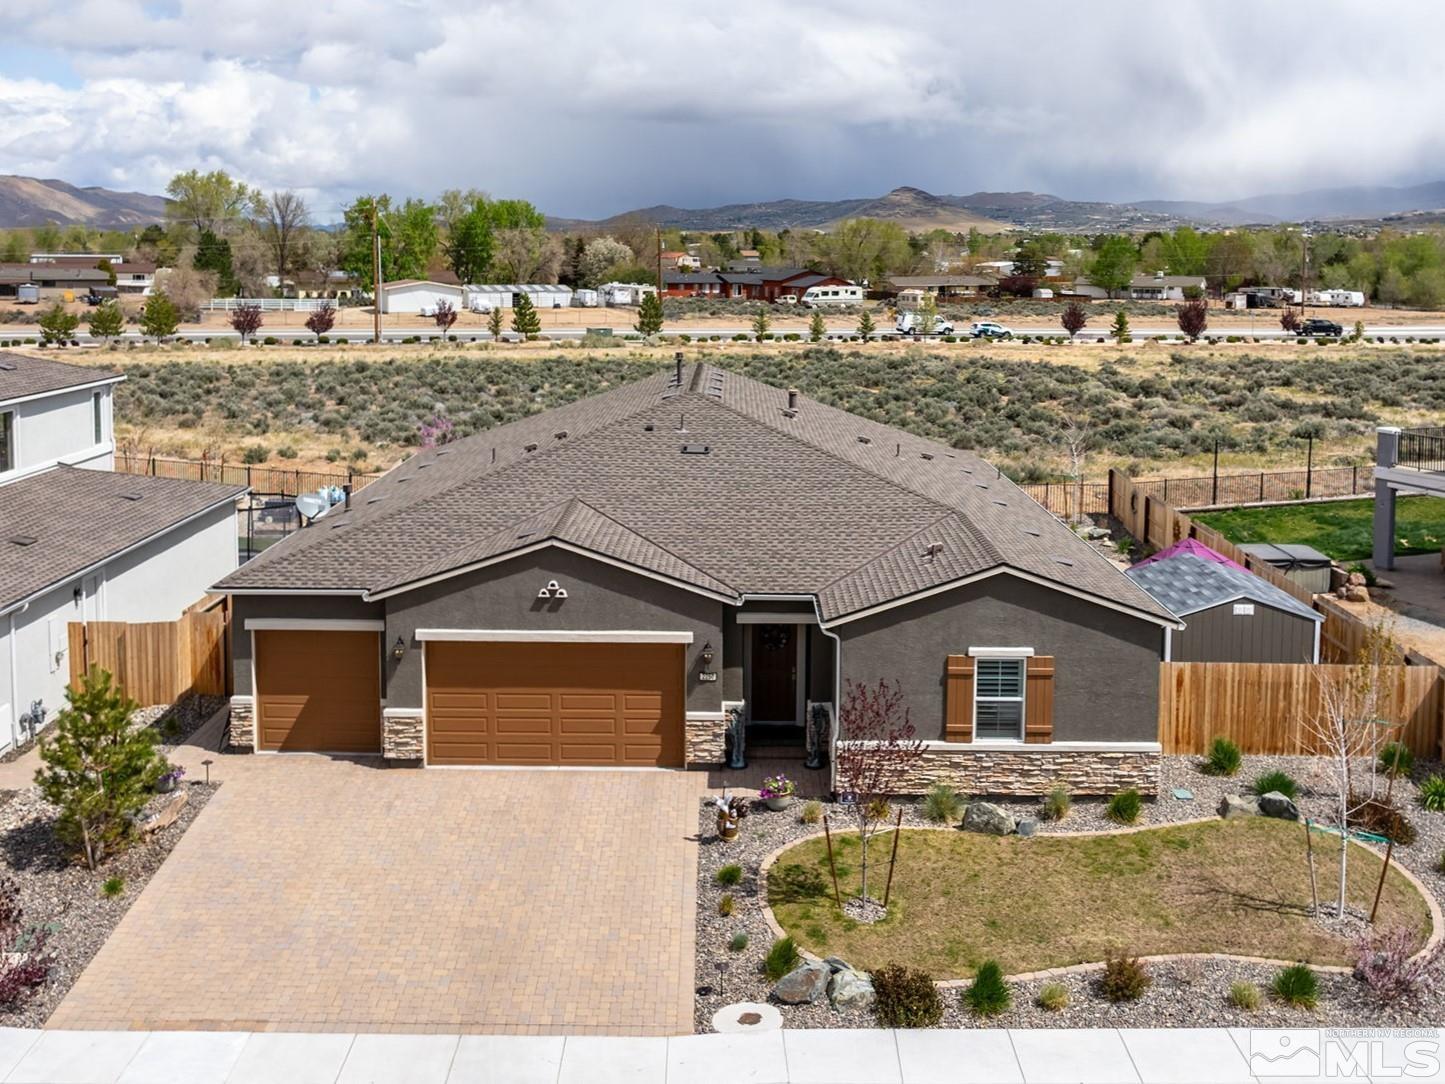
[750,624,797,723]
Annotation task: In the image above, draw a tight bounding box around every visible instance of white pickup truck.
[895,312,955,336]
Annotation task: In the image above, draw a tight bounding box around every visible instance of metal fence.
[1398,427,1445,473]
[116,454,383,498]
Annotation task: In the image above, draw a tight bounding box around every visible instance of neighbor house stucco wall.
[1,384,113,482]
[103,502,237,622]
[833,575,1161,742]
[382,548,725,711]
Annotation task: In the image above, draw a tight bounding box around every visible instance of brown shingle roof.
[217,366,1173,623]
[0,467,246,612]
[0,352,123,405]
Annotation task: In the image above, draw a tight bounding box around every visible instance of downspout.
[6,602,29,751]
[813,600,842,797]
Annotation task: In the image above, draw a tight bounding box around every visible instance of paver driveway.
[48,755,705,1035]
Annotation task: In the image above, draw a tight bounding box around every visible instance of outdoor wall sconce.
[698,641,717,682]
[391,637,406,661]
[537,580,568,600]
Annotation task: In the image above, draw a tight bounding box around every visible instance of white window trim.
[414,628,693,644]
[971,651,1029,743]
[244,618,385,632]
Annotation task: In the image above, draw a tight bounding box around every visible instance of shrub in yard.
[800,800,822,825]
[1253,770,1298,799]
[1036,982,1069,1011]
[714,864,743,887]
[1272,963,1319,1009]
[1099,951,1152,1002]
[1229,981,1261,1010]
[1105,788,1142,825]
[964,960,1011,1017]
[1040,785,1071,822]
[763,936,799,982]
[1353,925,1438,1004]
[101,876,125,898]
[729,932,749,953]
[1203,736,1242,777]
[921,783,964,824]
[35,668,163,870]
[1349,794,1418,845]
[872,964,943,1027]
[1378,742,1415,778]
[0,875,51,1009]
[1420,775,1445,812]
[277,445,299,459]
[241,444,269,464]
[717,893,735,917]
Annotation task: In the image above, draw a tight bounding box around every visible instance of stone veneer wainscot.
[684,711,728,768]
[382,708,424,760]
[889,741,1161,797]
[226,695,254,750]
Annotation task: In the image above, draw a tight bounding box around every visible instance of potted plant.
[155,765,185,794]
[760,773,796,811]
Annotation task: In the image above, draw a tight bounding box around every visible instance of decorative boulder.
[823,956,853,973]
[772,962,831,1004]
[963,801,1016,836]
[1344,586,1369,603]
[828,967,876,1012]
[1258,791,1300,821]
[1218,794,1260,820]
[1016,818,1039,838]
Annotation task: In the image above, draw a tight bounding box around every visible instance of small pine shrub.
[800,800,822,825]
[1099,951,1151,1002]
[1419,774,1445,812]
[101,876,125,898]
[872,964,943,1027]
[729,931,749,953]
[763,937,799,981]
[1253,769,1298,799]
[921,783,964,824]
[964,960,1011,1017]
[717,893,735,917]
[1105,788,1142,825]
[1204,736,1242,777]
[1040,785,1071,822]
[715,864,743,887]
[1378,742,1415,778]
[1229,980,1261,1010]
[1036,982,1069,1011]
[1272,963,1319,1009]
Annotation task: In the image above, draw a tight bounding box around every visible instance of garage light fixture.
[392,637,406,661]
[537,580,567,600]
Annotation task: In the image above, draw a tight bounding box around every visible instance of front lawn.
[767,818,1431,978]
[1193,495,1445,562]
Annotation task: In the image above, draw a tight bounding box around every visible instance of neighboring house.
[662,271,727,298]
[377,280,466,315]
[216,364,1177,796]
[1128,272,1208,301]
[0,352,245,752]
[888,274,997,299]
[28,253,123,265]
[1127,549,1322,663]
[0,264,111,300]
[113,262,158,295]
[662,251,701,271]
[665,267,854,302]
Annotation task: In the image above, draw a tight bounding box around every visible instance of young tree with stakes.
[1061,301,1088,339]
[808,309,826,342]
[432,299,458,341]
[229,302,263,343]
[917,293,939,335]
[635,290,664,336]
[88,300,125,343]
[1176,298,1208,341]
[305,302,336,340]
[832,679,924,914]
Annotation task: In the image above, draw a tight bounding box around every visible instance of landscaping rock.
[827,967,875,1012]
[772,962,831,1004]
[822,956,853,973]
[1258,791,1300,821]
[963,801,1016,835]
[136,789,188,836]
[1218,794,1260,820]
[1346,571,1367,587]
[1016,817,1039,837]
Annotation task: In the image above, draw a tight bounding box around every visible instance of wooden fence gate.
[67,609,228,706]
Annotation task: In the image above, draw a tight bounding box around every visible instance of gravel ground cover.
[133,694,226,752]
[694,753,1445,1032]
[0,782,217,1027]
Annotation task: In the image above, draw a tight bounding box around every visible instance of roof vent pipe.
[674,352,684,386]
[787,388,799,411]
[343,484,352,510]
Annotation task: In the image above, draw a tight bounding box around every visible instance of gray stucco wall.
[230,594,383,696]
[1172,602,1317,663]
[834,576,1162,742]
[382,549,724,711]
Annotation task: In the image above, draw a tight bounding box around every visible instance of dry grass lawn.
[767,818,1433,979]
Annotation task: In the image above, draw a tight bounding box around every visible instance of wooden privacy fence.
[1159,661,1444,758]
[67,610,228,706]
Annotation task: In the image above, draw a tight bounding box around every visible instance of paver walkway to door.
[48,746,705,1035]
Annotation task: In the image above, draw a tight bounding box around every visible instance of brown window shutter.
[1024,655,1055,744]
[945,654,974,742]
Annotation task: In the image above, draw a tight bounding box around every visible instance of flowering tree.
[419,413,455,448]
[305,302,336,340]
[432,299,458,340]
[1176,298,1208,341]
[1061,302,1087,339]
[229,302,263,343]
[833,678,923,910]
[1280,308,1301,334]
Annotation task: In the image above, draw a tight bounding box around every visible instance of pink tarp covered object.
[1133,538,1247,571]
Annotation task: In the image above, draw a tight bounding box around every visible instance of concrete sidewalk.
[0,1026,1439,1083]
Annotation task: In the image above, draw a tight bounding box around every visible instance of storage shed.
[465,284,574,312]
[1236,542,1333,596]
[1127,552,1322,663]
[378,280,465,315]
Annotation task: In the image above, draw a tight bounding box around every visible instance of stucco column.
[1373,427,1401,571]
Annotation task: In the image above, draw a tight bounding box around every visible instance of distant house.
[113,262,158,295]
[662,251,701,271]
[662,272,726,298]
[664,267,852,302]
[1128,272,1207,302]
[28,253,123,265]
[0,263,111,300]
[888,274,997,299]
[377,280,467,315]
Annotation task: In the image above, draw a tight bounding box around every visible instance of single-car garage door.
[254,629,381,753]
[425,641,684,766]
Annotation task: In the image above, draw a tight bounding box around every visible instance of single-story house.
[888,274,997,299]
[28,254,123,265]
[377,280,466,315]
[216,364,1178,795]
[1126,549,1322,663]
[1129,272,1208,302]
[113,262,158,295]
[0,352,245,751]
[0,264,111,300]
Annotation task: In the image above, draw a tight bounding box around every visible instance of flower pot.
[155,776,176,794]
[764,795,794,812]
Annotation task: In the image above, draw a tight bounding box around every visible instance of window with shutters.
[973,656,1026,740]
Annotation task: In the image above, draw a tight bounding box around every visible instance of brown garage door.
[255,629,381,753]
[425,641,684,766]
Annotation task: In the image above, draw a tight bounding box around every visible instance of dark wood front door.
[750,624,797,722]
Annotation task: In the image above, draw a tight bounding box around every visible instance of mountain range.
[0,175,169,229]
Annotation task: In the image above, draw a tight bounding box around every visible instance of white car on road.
[969,320,1014,339]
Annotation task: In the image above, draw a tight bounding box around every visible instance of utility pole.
[1299,231,1309,318]
[656,227,664,296]
[372,201,382,345]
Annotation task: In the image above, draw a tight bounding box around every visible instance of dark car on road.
[1298,317,1343,337]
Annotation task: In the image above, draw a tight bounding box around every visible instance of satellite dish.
[295,493,329,521]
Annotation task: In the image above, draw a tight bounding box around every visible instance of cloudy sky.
[1,0,1442,220]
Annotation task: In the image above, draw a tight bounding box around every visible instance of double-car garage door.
[425,641,684,767]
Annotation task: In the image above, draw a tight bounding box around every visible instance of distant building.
[887,274,997,299]
[113,262,158,295]
[0,263,111,300]
[598,282,658,306]
[662,267,853,302]
[28,253,123,265]
[465,284,574,311]
[377,280,466,315]
[661,250,701,271]
[1128,272,1207,302]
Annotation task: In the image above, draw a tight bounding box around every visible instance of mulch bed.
[693,753,1445,1032]
[0,781,218,1028]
